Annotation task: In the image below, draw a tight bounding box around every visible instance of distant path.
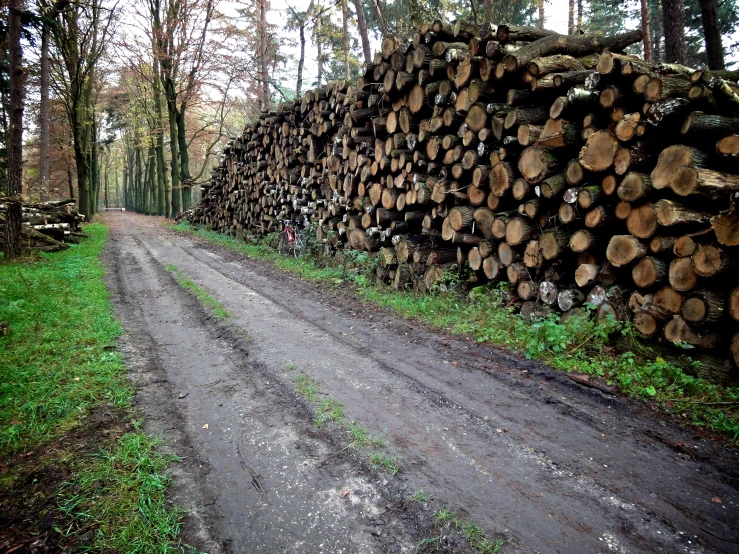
[104,212,739,554]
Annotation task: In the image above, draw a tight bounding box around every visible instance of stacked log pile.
[0,198,85,252]
[188,21,739,370]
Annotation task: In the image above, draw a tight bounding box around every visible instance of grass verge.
[291,371,396,475]
[0,223,182,552]
[164,263,231,321]
[167,221,739,440]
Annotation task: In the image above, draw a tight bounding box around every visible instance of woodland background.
[0,0,737,220]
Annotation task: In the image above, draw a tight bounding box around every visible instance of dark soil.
[105,212,739,554]
[0,406,129,554]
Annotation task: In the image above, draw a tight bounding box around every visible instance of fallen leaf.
[73,377,80,381]
[342,490,350,498]
[483,416,490,421]
[712,497,721,503]
[202,424,209,429]
[601,433,606,438]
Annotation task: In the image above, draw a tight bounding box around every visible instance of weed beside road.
[0,224,182,552]
[169,221,739,440]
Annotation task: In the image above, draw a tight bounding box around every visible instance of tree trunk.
[342,0,350,79]
[91,111,99,214]
[368,0,387,34]
[39,21,51,202]
[538,0,545,29]
[663,0,687,64]
[568,0,574,35]
[297,20,306,97]
[4,0,23,257]
[577,0,583,34]
[177,104,192,210]
[153,67,169,216]
[640,0,652,61]
[697,0,724,70]
[259,0,270,109]
[352,0,372,64]
[315,15,323,86]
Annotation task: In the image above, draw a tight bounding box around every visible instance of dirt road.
[104,212,739,554]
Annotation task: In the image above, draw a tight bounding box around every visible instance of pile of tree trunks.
[0,198,86,252]
[188,20,739,373]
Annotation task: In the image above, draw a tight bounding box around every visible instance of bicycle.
[278,220,305,258]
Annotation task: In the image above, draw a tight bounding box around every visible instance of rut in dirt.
[107,213,739,554]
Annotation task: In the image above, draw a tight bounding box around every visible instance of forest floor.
[105,211,739,554]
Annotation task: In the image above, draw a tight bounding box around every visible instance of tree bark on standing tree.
[568,0,574,35]
[663,0,687,64]
[640,0,652,61]
[341,0,350,79]
[352,0,372,64]
[259,0,271,109]
[4,0,23,258]
[537,0,545,30]
[697,0,724,69]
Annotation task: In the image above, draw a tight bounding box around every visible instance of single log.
[711,211,739,247]
[626,203,658,239]
[575,264,600,287]
[649,236,677,254]
[632,256,667,288]
[539,229,570,260]
[539,280,559,305]
[578,130,619,172]
[569,229,598,253]
[668,257,698,292]
[558,288,585,311]
[482,255,501,280]
[617,172,652,202]
[517,280,540,300]
[654,286,683,314]
[606,235,647,266]
[681,290,725,325]
[730,286,739,322]
[506,217,537,246]
[716,135,739,156]
[668,167,739,198]
[664,316,720,349]
[692,244,732,277]
[654,199,711,227]
[518,146,561,184]
[506,262,528,284]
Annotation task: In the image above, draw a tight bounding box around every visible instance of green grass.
[369,452,402,476]
[164,264,231,321]
[315,398,345,428]
[411,490,430,503]
[168,221,739,441]
[0,223,182,551]
[294,373,321,402]
[426,509,506,554]
[57,433,182,551]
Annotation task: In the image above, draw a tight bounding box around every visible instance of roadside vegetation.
[0,224,182,552]
[169,221,739,441]
[165,263,231,321]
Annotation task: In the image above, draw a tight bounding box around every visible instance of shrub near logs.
[188,20,739,376]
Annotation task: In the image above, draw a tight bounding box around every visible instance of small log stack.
[0,198,85,252]
[188,20,739,373]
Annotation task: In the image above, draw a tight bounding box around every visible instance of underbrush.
[168,221,739,440]
[0,224,181,551]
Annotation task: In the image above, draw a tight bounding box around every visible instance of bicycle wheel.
[278,232,289,256]
[292,234,305,259]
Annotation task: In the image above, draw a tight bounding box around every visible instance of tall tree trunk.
[4,0,23,258]
[697,0,724,69]
[104,161,109,209]
[39,21,51,202]
[91,110,99,214]
[568,0,574,34]
[167,98,181,216]
[315,15,323,86]
[259,0,270,109]
[538,0,545,29]
[341,0,350,79]
[297,20,306,97]
[577,0,583,33]
[67,160,74,200]
[153,65,168,216]
[663,0,687,64]
[369,0,387,33]
[352,0,372,64]
[482,0,494,25]
[176,105,191,211]
[640,0,652,60]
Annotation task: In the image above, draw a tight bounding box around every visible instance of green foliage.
[0,224,130,453]
[57,433,182,552]
[429,509,506,554]
[294,373,321,402]
[0,223,182,551]
[315,397,345,427]
[411,490,430,502]
[170,222,739,440]
[369,452,401,476]
[164,264,231,321]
